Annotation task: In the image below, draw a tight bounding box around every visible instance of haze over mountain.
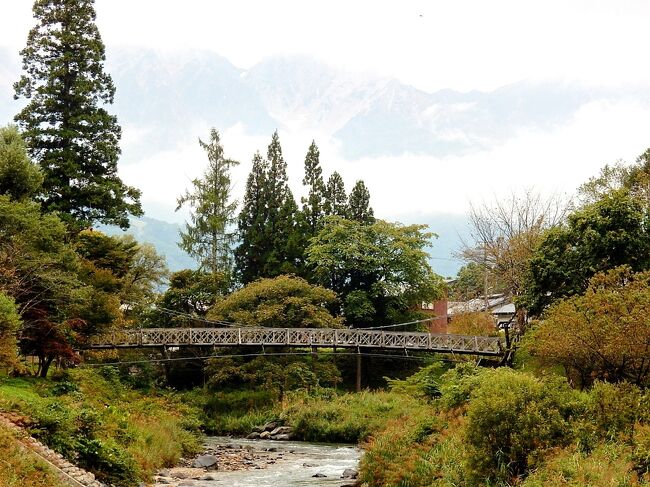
[2,45,650,276]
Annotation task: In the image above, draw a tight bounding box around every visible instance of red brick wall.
[421,298,448,333]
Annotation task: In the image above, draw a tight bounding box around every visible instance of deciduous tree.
[527,266,650,388]
[208,274,342,329]
[0,125,42,201]
[307,217,443,326]
[524,189,650,315]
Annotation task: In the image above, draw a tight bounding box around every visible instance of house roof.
[448,294,515,316]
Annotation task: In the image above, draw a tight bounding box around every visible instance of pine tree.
[14,0,141,229]
[235,152,269,284]
[324,172,348,217]
[348,180,374,224]
[301,141,326,234]
[176,129,239,288]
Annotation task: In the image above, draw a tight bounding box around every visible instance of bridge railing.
[86,327,504,356]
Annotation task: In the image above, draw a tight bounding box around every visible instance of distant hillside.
[100,213,468,277]
[99,217,197,272]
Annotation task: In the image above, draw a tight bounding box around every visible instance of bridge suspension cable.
[127,302,437,331]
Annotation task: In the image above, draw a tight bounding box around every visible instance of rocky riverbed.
[153,436,361,487]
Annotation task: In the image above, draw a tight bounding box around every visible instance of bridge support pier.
[356,350,362,392]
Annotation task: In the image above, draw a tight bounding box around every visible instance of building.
[447,293,516,329]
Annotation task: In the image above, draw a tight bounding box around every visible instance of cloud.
[119,98,650,228]
[4,1,650,92]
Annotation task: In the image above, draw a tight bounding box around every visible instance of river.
[155,436,362,486]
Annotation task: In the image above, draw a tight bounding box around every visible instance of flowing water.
[188,436,362,486]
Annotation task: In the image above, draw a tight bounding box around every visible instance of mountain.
[3,46,650,161]
[99,216,197,272]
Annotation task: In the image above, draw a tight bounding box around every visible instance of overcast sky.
[2,1,650,239]
[3,1,650,92]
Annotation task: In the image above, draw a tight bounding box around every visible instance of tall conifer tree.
[14,0,141,229]
[263,131,300,277]
[348,180,374,224]
[236,152,269,284]
[301,141,326,234]
[324,172,348,217]
[176,129,238,288]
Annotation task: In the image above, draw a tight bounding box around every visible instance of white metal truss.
[86,327,504,356]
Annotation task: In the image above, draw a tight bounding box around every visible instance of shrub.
[464,369,583,483]
[437,362,485,409]
[387,361,448,399]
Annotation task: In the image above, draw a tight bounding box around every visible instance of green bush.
[438,362,485,409]
[464,369,583,483]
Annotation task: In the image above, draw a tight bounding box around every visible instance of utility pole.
[483,243,489,311]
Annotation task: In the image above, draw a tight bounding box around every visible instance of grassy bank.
[0,368,202,486]
[0,424,68,487]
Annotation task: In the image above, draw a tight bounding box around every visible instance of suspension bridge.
[84,327,504,357]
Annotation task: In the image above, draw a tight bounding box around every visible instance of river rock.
[246,432,261,440]
[192,454,218,468]
[262,421,278,431]
[312,472,327,478]
[201,474,220,481]
[341,468,359,479]
[273,433,292,441]
[259,431,272,439]
[270,426,292,435]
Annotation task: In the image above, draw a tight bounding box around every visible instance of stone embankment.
[0,412,104,487]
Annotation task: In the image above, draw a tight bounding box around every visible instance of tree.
[14,0,142,229]
[0,125,43,201]
[176,129,239,287]
[579,148,650,206]
[0,196,86,376]
[307,217,444,326]
[236,152,269,284]
[264,131,301,277]
[301,140,326,235]
[208,275,342,329]
[524,189,650,315]
[448,311,498,337]
[235,133,301,283]
[146,269,224,328]
[324,172,348,217]
[347,180,374,224]
[0,293,21,369]
[449,262,504,301]
[527,266,650,388]
[461,191,567,337]
[119,237,168,315]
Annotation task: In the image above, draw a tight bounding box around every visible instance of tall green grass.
[0,368,202,486]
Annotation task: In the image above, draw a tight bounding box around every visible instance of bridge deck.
[85,327,504,356]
